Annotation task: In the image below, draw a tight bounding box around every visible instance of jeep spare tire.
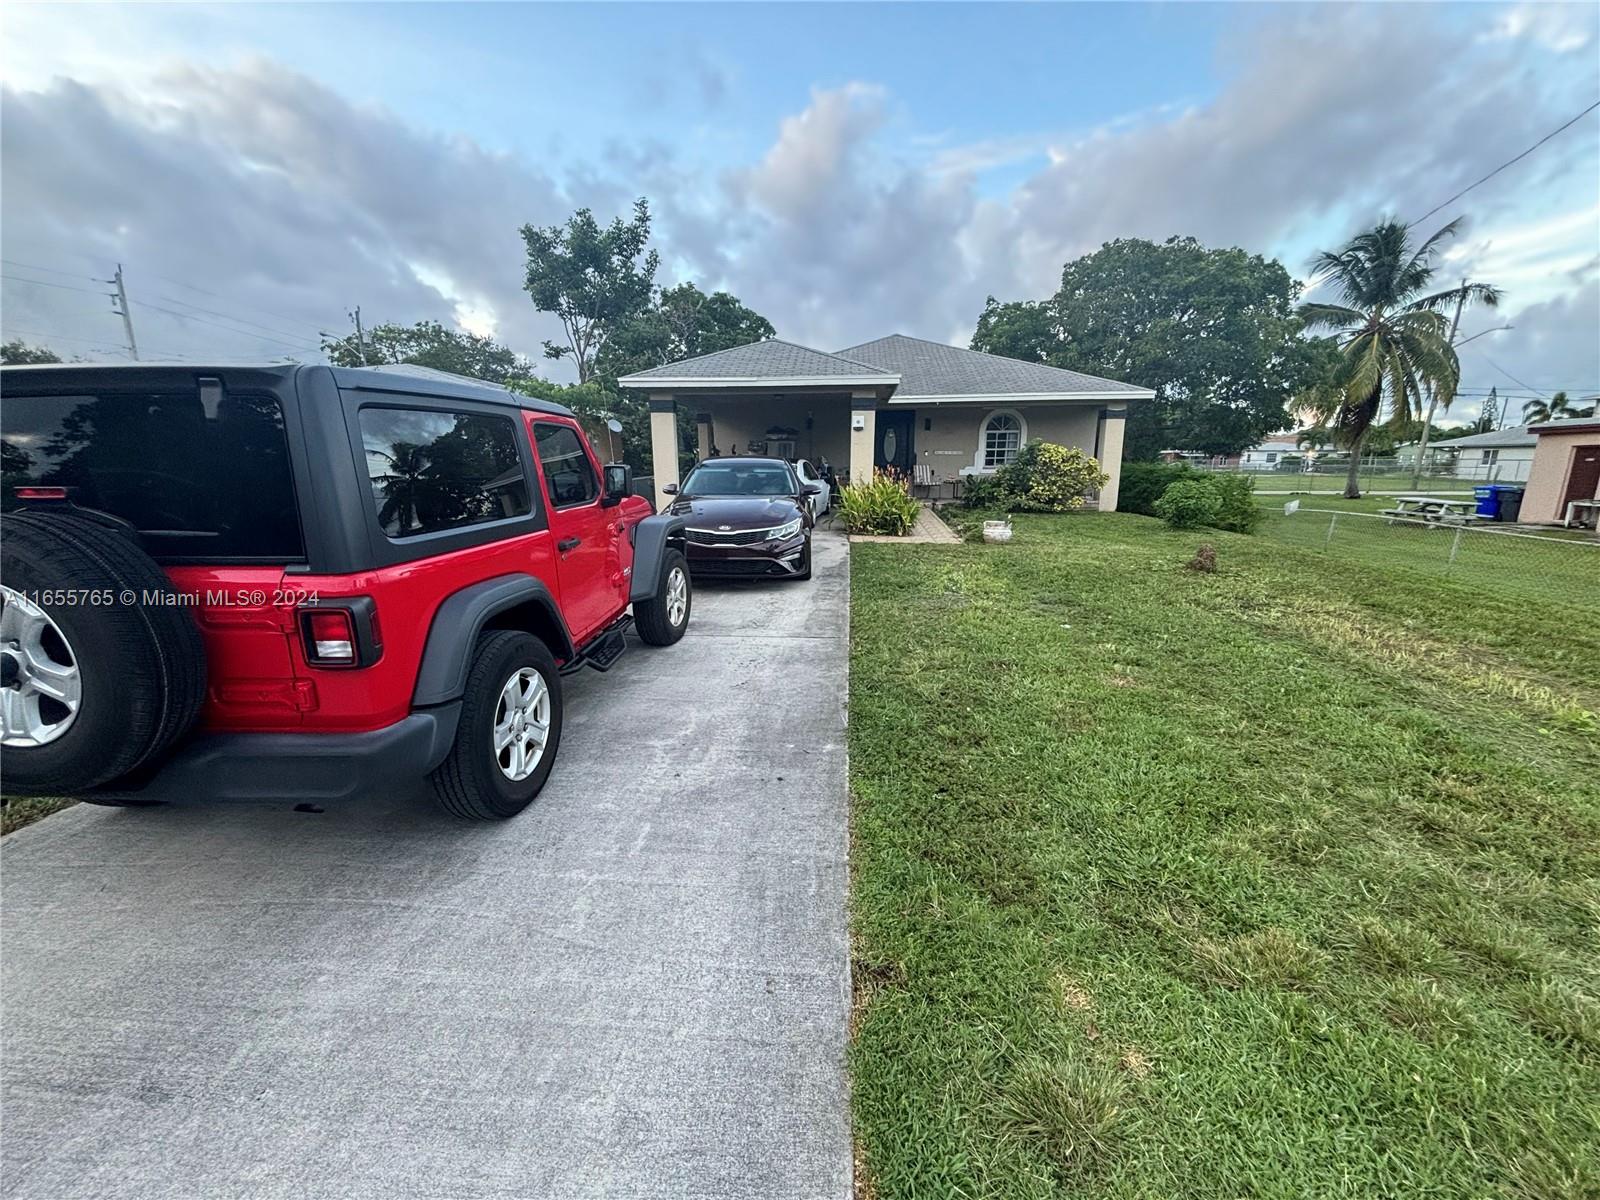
[1,513,208,794]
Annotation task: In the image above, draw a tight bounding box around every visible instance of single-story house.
[1445,426,1536,482]
[618,334,1154,511]
[1238,438,1302,470]
[1520,417,1600,525]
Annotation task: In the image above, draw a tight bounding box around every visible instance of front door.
[875,410,915,474]
[530,418,625,645]
[1562,445,1600,511]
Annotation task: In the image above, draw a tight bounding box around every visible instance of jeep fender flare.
[629,514,687,604]
[413,574,576,707]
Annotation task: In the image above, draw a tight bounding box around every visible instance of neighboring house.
[1445,425,1537,482]
[1238,438,1301,470]
[1520,417,1600,525]
[618,334,1153,511]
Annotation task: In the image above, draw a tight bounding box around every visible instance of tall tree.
[596,282,775,381]
[1297,218,1499,498]
[321,320,525,384]
[972,237,1334,459]
[521,198,659,382]
[1,340,62,365]
[1523,390,1596,423]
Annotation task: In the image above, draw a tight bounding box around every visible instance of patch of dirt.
[1055,973,1094,1012]
[1118,1047,1154,1079]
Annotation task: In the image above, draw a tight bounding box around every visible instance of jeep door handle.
[557,537,581,553]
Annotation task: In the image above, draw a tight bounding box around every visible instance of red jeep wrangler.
[0,363,690,819]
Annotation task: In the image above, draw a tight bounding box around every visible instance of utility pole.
[350,306,369,365]
[1410,280,1466,488]
[105,264,139,361]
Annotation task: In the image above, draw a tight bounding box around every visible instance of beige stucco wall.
[1521,429,1600,523]
[906,402,1103,481]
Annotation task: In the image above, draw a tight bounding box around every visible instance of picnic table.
[1381,495,1481,525]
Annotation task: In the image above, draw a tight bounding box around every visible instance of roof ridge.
[628,336,893,375]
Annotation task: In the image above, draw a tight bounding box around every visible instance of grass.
[1255,495,1600,609]
[1,794,75,836]
[848,513,1600,1200]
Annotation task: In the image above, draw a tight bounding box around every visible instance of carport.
[620,340,900,511]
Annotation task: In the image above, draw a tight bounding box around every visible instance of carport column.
[649,394,679,511]
[849,393,877,486]
[695,411,714,462]
[1097,407,1127,511]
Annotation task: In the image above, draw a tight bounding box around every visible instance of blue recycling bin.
[1474,486,1498,518]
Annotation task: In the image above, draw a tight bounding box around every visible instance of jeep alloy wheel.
[665,566,688,629]
[493,667,550,782]
[0,584,83,748]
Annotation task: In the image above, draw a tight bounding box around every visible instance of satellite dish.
[606,418,624,433]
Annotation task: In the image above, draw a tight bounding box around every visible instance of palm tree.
[1523,390,1597,423]
[1297,219,1500,498]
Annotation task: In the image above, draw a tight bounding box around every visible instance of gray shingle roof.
[835,334,1152,399]
[619,338,893,383]
[1442,425,1538,449]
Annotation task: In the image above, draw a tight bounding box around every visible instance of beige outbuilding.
[619,334,1153,512]
[1520,417,1600,526]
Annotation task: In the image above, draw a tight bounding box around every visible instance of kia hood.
[670,496,801,528]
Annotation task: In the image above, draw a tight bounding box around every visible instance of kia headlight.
[767,516,803,542]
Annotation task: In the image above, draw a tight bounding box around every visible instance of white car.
[793,459,831,517]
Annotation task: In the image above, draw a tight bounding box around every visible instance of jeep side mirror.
[661,483,679,495]
[602,463,631,507]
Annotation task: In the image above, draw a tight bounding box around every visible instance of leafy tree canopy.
[596,282,775,383]
[521,198,659,382]
[971,236,1334,459]
[321,320,526,384]
[2,340,62,365]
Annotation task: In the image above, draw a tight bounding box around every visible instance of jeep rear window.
[1,389,304,561]
[358,407,531,538]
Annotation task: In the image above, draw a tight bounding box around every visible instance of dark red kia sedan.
[663,457,822,581]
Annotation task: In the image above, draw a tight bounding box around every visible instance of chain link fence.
[1270,507,1600,608]
[1185,455,1524,494]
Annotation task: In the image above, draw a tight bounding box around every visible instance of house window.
[1265,452,1278,464]
[1481,449,1498,465]
[981,411,1024,469]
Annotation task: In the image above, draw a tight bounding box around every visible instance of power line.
[1411,100,1600,227]
[1,274,108,297]
[0,259,99,282]
[150,292,327,344]
[1473,352,1550,398]
[130,299,321,352]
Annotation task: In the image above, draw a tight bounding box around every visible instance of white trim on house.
[886,389,1153,405]
[613,373,900,390]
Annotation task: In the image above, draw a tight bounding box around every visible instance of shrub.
[1205,473,1262,534]
[959,472,1009,510]
[1152,479,1222,529]
[962,440,1108,512]
[1149,473,1261,534]
[838,471,920,536]
[1118,461,1195,516]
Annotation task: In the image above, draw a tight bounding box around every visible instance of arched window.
[980,410,1025,469]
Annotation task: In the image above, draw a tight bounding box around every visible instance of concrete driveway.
[1,532,852,1200]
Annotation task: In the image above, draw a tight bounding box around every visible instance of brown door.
[1563,445,1600,509]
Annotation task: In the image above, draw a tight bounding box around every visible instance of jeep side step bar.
[560,614,632,676]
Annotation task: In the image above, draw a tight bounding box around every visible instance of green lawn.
[1256,496,1600,609]
[848,514,1599,1200]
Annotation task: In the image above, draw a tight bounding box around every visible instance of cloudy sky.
[3,2,1597,425]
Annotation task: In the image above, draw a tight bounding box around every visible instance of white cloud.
[2,4,1595,405]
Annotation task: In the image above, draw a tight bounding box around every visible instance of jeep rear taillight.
[298,598,382,669]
